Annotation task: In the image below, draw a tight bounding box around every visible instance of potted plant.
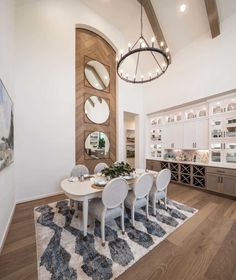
[101,161,135,179]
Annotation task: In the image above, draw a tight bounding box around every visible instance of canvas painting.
[0,79,14,171]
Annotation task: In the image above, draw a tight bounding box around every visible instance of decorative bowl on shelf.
[227,102,236,111]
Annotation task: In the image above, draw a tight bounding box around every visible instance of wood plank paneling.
[76,29,116,173]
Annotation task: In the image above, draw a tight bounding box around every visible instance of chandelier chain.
[141,0,143,37]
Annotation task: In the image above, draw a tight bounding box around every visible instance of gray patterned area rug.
[34,199,197,280]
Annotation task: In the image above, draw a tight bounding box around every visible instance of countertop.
[146,158,236,169]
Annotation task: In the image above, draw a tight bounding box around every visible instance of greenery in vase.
[101,161,135,179]
[98,137,105,149]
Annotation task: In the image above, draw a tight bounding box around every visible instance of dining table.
[60,170,158,238]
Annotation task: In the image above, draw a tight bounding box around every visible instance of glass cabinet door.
[225,143,236,164]
[225,117,236,138]
[210,118,224,139]
[210,143,222,163]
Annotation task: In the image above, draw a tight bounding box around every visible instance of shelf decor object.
[116,0,170,84]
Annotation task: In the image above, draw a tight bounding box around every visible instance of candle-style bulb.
[151,37,155,47]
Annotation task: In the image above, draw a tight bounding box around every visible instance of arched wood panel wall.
[75,28,116,172]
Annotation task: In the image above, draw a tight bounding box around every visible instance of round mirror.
[84,96,110,124]
[85,60,110,91]
[85,132,110,159]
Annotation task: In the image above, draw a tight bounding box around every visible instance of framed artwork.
[0,79,14,171]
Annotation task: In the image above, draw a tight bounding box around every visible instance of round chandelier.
[117,0,170,84]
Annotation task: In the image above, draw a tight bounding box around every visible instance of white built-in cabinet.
[183,119,208,150]
[163,123,183,149]
[148,92,236,167]
[183,121,196,149]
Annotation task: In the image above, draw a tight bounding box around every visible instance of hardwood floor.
[0,184,236,280]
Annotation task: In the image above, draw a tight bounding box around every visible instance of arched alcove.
[75,28,116,172]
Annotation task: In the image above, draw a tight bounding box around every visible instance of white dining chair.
[124,173,153,227]
[94,162,108,174]
[70,164,89,208]
[88,178,129,246]
[150,168,171,214]
[71,164,89,177]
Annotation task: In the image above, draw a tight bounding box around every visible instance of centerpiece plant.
[101,161,135,179]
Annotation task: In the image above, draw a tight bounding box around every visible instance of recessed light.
[180,4,186,12]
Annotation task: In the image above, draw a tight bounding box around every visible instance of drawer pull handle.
[216,170,225,173]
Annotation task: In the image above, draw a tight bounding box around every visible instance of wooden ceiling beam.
[137,0,171,62]
[204,0,220,38]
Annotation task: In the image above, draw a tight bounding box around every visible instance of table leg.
[75,201,79,218]
[83,198,88,237]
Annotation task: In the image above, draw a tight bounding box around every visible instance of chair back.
[94,162,108,174]
[71,164,89,177]
[133,173,153,198]
[155,169,171,191]
[102,178,129,209]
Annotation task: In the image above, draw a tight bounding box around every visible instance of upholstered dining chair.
[71,164,89,177]
[150,168,171,214]
[70,164,89,208]
[88,178,129,246]
[124,173,153,227]
[94,162,108,174]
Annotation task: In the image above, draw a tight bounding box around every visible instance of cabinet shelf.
[180,174,191,185]
[180,164,191,174]
[193,165,205,177]
[161,162,169,169]
[171,172,179,182]
[193,176,205,188]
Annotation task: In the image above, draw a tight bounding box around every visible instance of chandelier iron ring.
[117,47,170,84]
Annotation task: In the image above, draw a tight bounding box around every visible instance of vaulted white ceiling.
[80,0,236,55]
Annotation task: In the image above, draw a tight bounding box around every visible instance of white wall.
[143,14,236,114]
[15,0,145,202]
[117,80,145,168]
[0,0,15,250]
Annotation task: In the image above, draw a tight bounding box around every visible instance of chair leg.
[164,196,167,210]
[69,199,74,208]
[101,216,105,246]
[153,196,156,215]
[131,202,136,227]
[121,203,125,235]
[146,195,149,220]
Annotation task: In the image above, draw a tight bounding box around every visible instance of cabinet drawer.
[146,160,161,171]
[206,167,236,176]
[222,175,236,197]
[206,174,221,193]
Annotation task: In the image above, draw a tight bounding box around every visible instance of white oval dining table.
[60,171,158,238]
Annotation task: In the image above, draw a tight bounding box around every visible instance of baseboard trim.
[0,202,16,255]
[16,191,64,204]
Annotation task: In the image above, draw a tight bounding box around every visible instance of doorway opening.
[124,112,136,168]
